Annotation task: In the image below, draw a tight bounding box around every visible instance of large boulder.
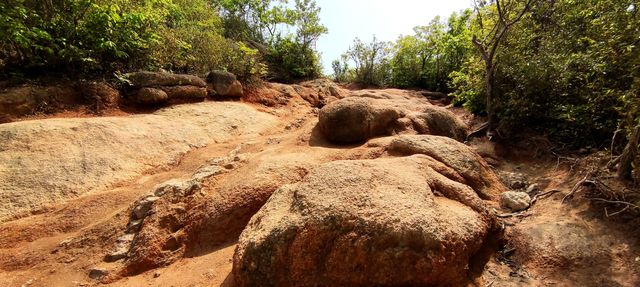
[318,97,402,143]
[126,71,206,88]
[387,135,506,200]
[233,155,497,286]
[318,91,467,143]
[161,85,208,100]
[134,87,169,104]
[206,70,243,98]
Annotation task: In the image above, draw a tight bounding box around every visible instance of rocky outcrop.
[119,151,318,274]
[318,90,467,143]
[206,70,243,98]
[233,155,498,286]
[508,221,611,268]
[126,71,206,88]
[0,82,121,117]
[0,102,277,222]
[244,79,348,108]
[387,135,506,200]
[294,79,348,107]
[125,71,208,104]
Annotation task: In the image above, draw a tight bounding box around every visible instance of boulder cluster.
[126,71,209,104]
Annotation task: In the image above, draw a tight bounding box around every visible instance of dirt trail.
[0,86,638,287]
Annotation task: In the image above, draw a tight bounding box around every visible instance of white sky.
[315,0,474,74]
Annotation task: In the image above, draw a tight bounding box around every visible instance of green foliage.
[453,0,639,146]
[214,0,327,81]
[333,10,473,89]
[266,35,321,82]
[332,55,349,83]
[390,10,474,92]
[339,36,391,87]
[1,0,323,80]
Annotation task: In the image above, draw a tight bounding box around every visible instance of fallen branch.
[467,122,489,141]
[586,197,640,210]
[531,189,561,205]
[562,175,595,203]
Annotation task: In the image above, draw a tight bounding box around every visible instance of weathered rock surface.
[500,191,531,211]
[122,152,317,274]
[233,155,497,287]
[388,135,506,200]
[135,87,169,104]
[294,79,348,107]
[0,84,82,116]
[126,71,206,88]
[318,90,467,143]
[161,85,208,100]
[77,81,121,111]
[508,221,611,268]
[0,102,277,222]
[206,70,243,98]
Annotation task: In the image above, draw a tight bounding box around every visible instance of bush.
[0,0,268,80]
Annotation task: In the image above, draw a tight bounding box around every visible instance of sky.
[314,0,474,74]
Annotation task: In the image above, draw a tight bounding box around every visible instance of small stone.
[126,219,144,233]
[132,196,159,219]
[105,234,135,262]
[224,163,235,169]
[153,271,161,278]
[88,267,109,280]
[500,191,532,211]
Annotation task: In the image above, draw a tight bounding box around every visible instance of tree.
[471,0,536,137]
[347,36,390,86]
[332,54,349,82]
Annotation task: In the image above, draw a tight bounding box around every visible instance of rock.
[206,70,243,98]
[123,153,317,275]
[134,87,169,104]
[233,156,496,286]
[160,85,207,100]
[0,102,277,222]
[407,106,467,141]
[88,267,109,280]
[387,135,506,200]
[77,81,121,110]
[508,221,610,268]
[105,234,135,262]
[153,179,201,197]
[0,84,80,116]
[498,171,529,190]
[500,191,531,211]
[318,97,402,143]
[132,196,160,220]
[317,93,467,144]
[126,219,144,233]
[126,71,206,88]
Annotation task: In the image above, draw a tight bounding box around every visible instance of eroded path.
[0,83,638,287]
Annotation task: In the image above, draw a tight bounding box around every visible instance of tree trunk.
[618,125,640,180]
[485,63,496,137]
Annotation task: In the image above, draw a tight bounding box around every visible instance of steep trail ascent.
[0,84,638,287]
